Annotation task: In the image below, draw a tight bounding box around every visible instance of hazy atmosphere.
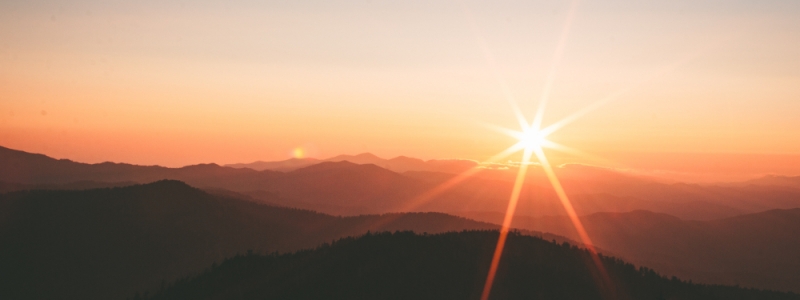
[3,0,800,181]
[2,2,800,300]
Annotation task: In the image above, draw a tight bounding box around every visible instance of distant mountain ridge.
[739,175,800,189]
[4,145,800,220]
[0,180,139,193]
[225,157,320,172]
[4,145,800,294]
[225,152,479,173]
[0,145,281,186]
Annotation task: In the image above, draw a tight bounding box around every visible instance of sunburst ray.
[533,0,579,132]
[480,147,535,300]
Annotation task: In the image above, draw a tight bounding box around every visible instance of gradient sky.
[1,0,799,180]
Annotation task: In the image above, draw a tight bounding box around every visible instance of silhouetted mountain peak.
[389,156,425,163]
[226,153,480,174]
[586,210,684,223]
[712,207,800,224]
[291,161,398,176]
[138,179,194,189]
[0,145,30,154]
[426,158,478,165]
[287,157,317,162]
[325,153,384,164]
[294,160,357,170]
[0,146,135,168]
[354,152,380,159]
[184,162,218,168]
[0,145,57,161]
[76,180,207,199]
[741,175,800,189]
[224,157,321,172]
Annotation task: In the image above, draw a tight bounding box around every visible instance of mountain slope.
[461,209,800,292]
[0,181,566,300]
[227,152,479,173]
[740,175,800,189]
[0,145,282,188]
[0,180,138,193]
[143,231,800,300]
[224,158,320,172]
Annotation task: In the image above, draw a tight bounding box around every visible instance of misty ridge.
[4,145,800,220]
[2,145,800,299]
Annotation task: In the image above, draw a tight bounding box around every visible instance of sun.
[489,122,558,156]
[515,126,551,152]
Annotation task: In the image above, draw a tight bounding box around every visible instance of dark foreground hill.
[141,231,799,300]
[0,181,566,300]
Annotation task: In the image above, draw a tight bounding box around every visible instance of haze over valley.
[3,0,800,299]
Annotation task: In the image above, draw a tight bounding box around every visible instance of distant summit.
[740,175,800,189]
[326,152,385,165]
[225,157,320,172]
[226,152,478,173]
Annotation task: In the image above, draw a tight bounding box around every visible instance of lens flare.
[479,108,617,300]
[421,2,720,298]
[472,0,619,298]
[517,128,548,151]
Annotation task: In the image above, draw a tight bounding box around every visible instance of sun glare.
[516,126,550,152]
[471,1,621,299]
[381,0,707,298]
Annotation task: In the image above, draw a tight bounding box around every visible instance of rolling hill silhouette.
[225,157,320,172]
[0,145,282,187]
[5,145,800,220]
[140,231,800,300]
[227,152,479,173]
[0,180,139,193]
[6,148,800,220]
[0,181,568,300]
[5,146,800,296]
[739,175,800,189]
[462,209,800,292]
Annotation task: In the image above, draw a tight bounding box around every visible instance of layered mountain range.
[3,145,800,296]
[0,181,569,300]
[3,145,800,220]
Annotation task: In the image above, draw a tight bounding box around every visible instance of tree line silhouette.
[138,230,800,300]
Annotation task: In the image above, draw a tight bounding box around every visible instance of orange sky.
[1,0,799,181]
